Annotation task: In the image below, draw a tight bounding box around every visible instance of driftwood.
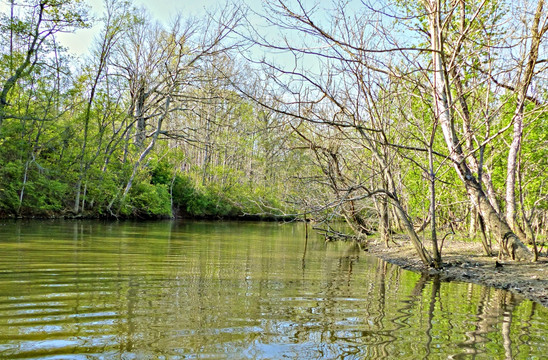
[313,226,360,242]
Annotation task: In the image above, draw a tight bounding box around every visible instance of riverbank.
[365,236,548,308]
[0,212,295,222]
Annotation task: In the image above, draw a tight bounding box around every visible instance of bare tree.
[238,0,548,264]
[108,4,244,212]
[237,0,439,265]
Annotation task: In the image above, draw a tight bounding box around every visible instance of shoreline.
[0,213,296,222]
[365,236,548,308]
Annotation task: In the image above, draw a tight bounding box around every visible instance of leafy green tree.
[0,0,88,129]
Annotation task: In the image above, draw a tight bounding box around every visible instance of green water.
[0,220,546,359]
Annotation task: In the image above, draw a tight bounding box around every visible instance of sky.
[56,0,231,56]
[0,0,335,71]
[0,0,227,56]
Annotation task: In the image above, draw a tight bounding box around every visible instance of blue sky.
[56,0,236,55]
[0,0,338,71]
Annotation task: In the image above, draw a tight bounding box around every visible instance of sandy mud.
[365,237,548,307]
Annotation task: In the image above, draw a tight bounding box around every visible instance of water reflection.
[0,220,546,359]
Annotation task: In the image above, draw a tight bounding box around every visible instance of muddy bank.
[365,236,548,308]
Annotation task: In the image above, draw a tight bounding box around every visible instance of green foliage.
[0,161,23,212]
[171,175,195,211]
[83,169,121,216]
[0,157,69,216]
[171,174,237,217]
[125,182,172,218]
[20,177,69,215]
[151,161,173,186]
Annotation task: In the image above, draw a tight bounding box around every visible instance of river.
[0,220,546,359]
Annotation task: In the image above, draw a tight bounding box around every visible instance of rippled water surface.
[0,220,546,359]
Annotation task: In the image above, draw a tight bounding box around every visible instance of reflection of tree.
[500,293,515,360]
[424,276,441,359]
[453,286,530,359]
[365,259,392,358]
[1,222,547,358]
[386,273,527,359]
[392,272,430,330]
[459,286,495,356]
[301,223,308,272]
[515,301,539,359]
[339,241,361,284]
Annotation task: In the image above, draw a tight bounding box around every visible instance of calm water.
[0,220,546,359]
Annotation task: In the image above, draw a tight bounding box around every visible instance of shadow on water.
[0,220,546,359]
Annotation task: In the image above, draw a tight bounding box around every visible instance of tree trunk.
[469,205,477,238]
[378,195,390,247]
[119,96,171,208]
[354,127,434,266]
[429,146,441,268]
[134,83,146,149]
[474,183,531,260]
[0,4,45,129]
[425,0,532,261]
[477,213,493,256]
[505,0,546,242]
[505,111,526,238]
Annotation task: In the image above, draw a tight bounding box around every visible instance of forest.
[1,0,548,267]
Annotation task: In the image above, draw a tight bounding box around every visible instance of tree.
[504,0,548,241]
[73,0,133,214]
[238,0,439,265]
[240,0,548,264]
[0,0,88,129]
[109,4,244,213]
[421,0,535,260]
